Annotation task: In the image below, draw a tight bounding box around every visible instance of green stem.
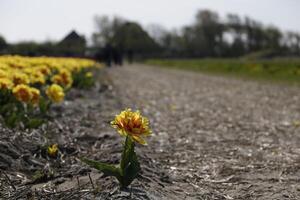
[119,135,140,188]
[120,136,126,176]
[120,136,132,175]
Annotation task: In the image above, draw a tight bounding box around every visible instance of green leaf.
[80,157,121,179]
[0,103,13,115]
[24,118,45,129]
[81,136,141,188]
[39,97,50,115]
[4,112,18,128]
[15,101,25,112]
[0,89,12,104]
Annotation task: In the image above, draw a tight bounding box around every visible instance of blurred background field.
[146,58,300,84]
[1,1,300,75]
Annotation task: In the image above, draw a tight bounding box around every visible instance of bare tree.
[92,15,125,47]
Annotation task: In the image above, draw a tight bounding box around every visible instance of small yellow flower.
[111,108,151,145]
[46,84,65,103]
[30,72,45,85]
[85,72,93,78]
[38,66,51,76]
[12,73,30,86]
[29,87,40,106]
[51,69,73,88]
[0,78,13,90]
[293,120,300,127]
[0,69,8,78]
[47,144,58,158]
[12,84,32,103]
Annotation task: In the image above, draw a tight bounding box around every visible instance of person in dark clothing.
[112,47,118,66]
[118,50,123,66]
[103,44,113,67]
[111,47,123,66]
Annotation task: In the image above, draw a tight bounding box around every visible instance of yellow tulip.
[111,108,151,145]
[47,144,58,158]
[0,78,13,90]
[12,84,32,103]
[46,84,65,103]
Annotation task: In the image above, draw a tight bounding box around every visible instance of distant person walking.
[112,47,123,66]
[103,44,113,67]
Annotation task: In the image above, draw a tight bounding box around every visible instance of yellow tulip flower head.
[47,144,58,158]
[0,78,13,90]
[51,69,73,88]
[85,72,93,78]
[13,73,30,86]
[46,84,65,103]
[29,87,40,106]
[38,65,51,76]
[111,108,152,145]
[0,69,8,78]
[30,72,45,85]
[12,84,32,103]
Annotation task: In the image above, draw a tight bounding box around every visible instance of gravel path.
[108,64,300,200]
[1,64,300,199]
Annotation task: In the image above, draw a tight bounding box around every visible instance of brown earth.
[1,64,300,200]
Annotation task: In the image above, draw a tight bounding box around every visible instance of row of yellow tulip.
[0,55,99,128]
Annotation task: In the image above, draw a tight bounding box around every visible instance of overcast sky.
[0,0,299,43]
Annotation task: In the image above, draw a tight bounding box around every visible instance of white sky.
[0,0,299,43]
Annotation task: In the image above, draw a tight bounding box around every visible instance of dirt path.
[1,64,300,199]
[108,64,300,200]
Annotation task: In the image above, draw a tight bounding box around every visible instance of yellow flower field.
[0,55,100,128]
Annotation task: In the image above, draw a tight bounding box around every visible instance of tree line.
[1,9,299,59]
[148,10,300,58]
[92,10,300,59]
